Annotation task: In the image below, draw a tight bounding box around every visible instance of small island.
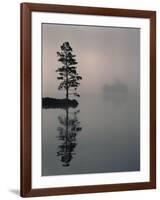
[42,97,78,109]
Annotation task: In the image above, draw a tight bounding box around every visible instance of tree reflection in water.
[56,108,82,167]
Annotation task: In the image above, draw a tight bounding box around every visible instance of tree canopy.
[56,42,82,99]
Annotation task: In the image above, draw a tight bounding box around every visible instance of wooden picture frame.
[21,2,156,197]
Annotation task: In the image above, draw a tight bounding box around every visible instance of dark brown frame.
[21,2,156,197]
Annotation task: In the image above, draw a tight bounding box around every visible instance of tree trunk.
[66,58,69,100]
[66,89,68,99]
[66,74,69,99]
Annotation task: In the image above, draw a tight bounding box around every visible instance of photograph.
[42,23,140,176]
[20,3,156,196]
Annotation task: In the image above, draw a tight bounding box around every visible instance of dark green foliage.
[56,42,82,99]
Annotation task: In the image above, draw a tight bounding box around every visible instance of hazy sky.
[42,23,140,98]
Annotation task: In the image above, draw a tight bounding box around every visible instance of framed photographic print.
[20,3,156,197]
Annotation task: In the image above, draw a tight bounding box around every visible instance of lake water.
[42,94,140,176]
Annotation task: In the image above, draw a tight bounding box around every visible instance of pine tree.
[56,42,82,99]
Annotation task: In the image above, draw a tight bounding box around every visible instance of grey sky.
[42,23,140,98]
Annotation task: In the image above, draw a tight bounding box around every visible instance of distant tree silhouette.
[56,42,82,99]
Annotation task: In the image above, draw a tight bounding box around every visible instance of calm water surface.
[42,94,140,176]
